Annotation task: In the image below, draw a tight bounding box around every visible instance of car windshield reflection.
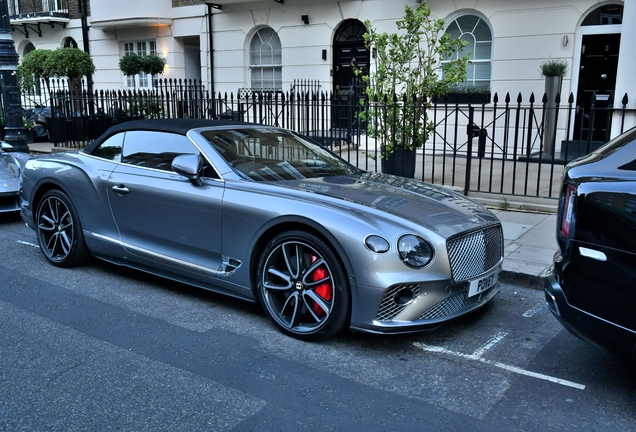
[200,127,358,181]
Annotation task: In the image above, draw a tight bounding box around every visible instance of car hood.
[278,172,499,237]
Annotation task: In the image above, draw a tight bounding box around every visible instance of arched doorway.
[332,19,369,129]
[574,4,623,142]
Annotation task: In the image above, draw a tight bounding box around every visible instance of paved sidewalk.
[28,141,558,289]
[493,209,556,288]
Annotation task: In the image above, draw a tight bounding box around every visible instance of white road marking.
[471,331,507,359]
[523,303,545,318]
[413,332,586,390]
[17,240,39,248]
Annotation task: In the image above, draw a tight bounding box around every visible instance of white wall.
[90,0,172,23]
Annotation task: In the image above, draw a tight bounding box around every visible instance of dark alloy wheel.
[257,230,350,341]
[36,190,88,267]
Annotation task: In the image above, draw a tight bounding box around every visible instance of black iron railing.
[19,77,635,200]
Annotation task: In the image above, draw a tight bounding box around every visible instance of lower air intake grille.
[417,287,495,320]
[376,284,420,322]
[447,225,503,282]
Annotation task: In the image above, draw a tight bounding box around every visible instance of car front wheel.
[257,230,350,341]
[36,190,89,267]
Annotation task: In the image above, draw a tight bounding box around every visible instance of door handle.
[112,185,130,194]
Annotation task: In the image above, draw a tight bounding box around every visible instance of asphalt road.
[0,212,634,431]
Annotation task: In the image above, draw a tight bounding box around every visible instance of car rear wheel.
[36,190,89,267]
[257,230,350,341]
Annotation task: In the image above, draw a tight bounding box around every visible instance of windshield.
[200,127,359,181]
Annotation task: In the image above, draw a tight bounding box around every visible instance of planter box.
[433,92,491,105]
[381,147,416,179]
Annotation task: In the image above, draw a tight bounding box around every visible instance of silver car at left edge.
[19,118,503,341]
[1,142,31,213]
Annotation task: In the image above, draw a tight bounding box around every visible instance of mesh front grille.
[447,225,503,282]
[376,284,420,321]
[417,287,495,320]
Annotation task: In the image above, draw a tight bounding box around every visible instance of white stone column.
[612,0,636,136]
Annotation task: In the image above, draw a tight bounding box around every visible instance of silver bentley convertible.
[19,119,503,340]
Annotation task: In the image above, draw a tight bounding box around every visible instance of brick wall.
[15,0,88,19]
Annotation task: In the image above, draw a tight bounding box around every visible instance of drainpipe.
[79,0,92,96]
[207,3,216,117]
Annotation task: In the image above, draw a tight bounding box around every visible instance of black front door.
[574,33,621,141]
[333,20,369,130]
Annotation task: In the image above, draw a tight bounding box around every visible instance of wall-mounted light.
[301,15,309,25]
[563,35,569,47]
[322,49,327,61]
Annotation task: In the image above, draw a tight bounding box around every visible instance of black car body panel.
[545,126,636,360]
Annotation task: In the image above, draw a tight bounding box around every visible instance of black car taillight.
[560,184,576,238]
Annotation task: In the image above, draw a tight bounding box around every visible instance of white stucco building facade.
[8,0,636,135]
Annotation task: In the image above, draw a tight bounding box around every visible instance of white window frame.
[249,27,282,90]
[444,14,493,89]
[123,40,157,89]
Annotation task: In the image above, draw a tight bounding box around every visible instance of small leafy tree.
[45,47,95,80]
[18,49,53,92]
[360,2,469,157]
[118,53,145,86]
[143,53,166,76]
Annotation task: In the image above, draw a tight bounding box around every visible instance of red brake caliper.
[311,255,332,317]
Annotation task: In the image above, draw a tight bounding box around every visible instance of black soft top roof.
[83,118,257,154]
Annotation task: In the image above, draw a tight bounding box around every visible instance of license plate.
[468,266,500,297]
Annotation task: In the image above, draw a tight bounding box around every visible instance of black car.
[545,126,636,360]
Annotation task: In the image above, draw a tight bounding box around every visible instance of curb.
[500,270,546,290]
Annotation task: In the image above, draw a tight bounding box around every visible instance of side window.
[121,131,218,178]
[92,133,124,162]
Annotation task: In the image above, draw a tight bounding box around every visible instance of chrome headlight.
[397,234,434,268]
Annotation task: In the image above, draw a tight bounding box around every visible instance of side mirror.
[172,154,204,186]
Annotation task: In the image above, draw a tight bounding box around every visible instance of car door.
[106,130,225,279]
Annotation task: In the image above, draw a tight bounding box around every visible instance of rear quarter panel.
[22,153,121,253]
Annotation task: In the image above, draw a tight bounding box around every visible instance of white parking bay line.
[523,302,545,318]
[413,333,586,390]
[17,240,39,248]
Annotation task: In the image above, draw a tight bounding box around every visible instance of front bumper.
[350,280,499,335]
[544,274,636,361]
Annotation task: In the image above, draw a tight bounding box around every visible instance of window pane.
[473,21,492,42]
[456,15,479,32]
[92,133,124,162]
[446,21,461,40]
[474,42,491,60]
[474,63,491,80]
[465,63,475,81]
[122,131,199,171]
[459,34,474,59]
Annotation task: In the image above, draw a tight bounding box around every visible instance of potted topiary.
[118,53,145,88]
[359,1,469,178]
[540,59,568,155]
[142,53,166,87]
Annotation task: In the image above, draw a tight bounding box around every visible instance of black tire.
[257,230,350,341]
[36,190,89,268]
